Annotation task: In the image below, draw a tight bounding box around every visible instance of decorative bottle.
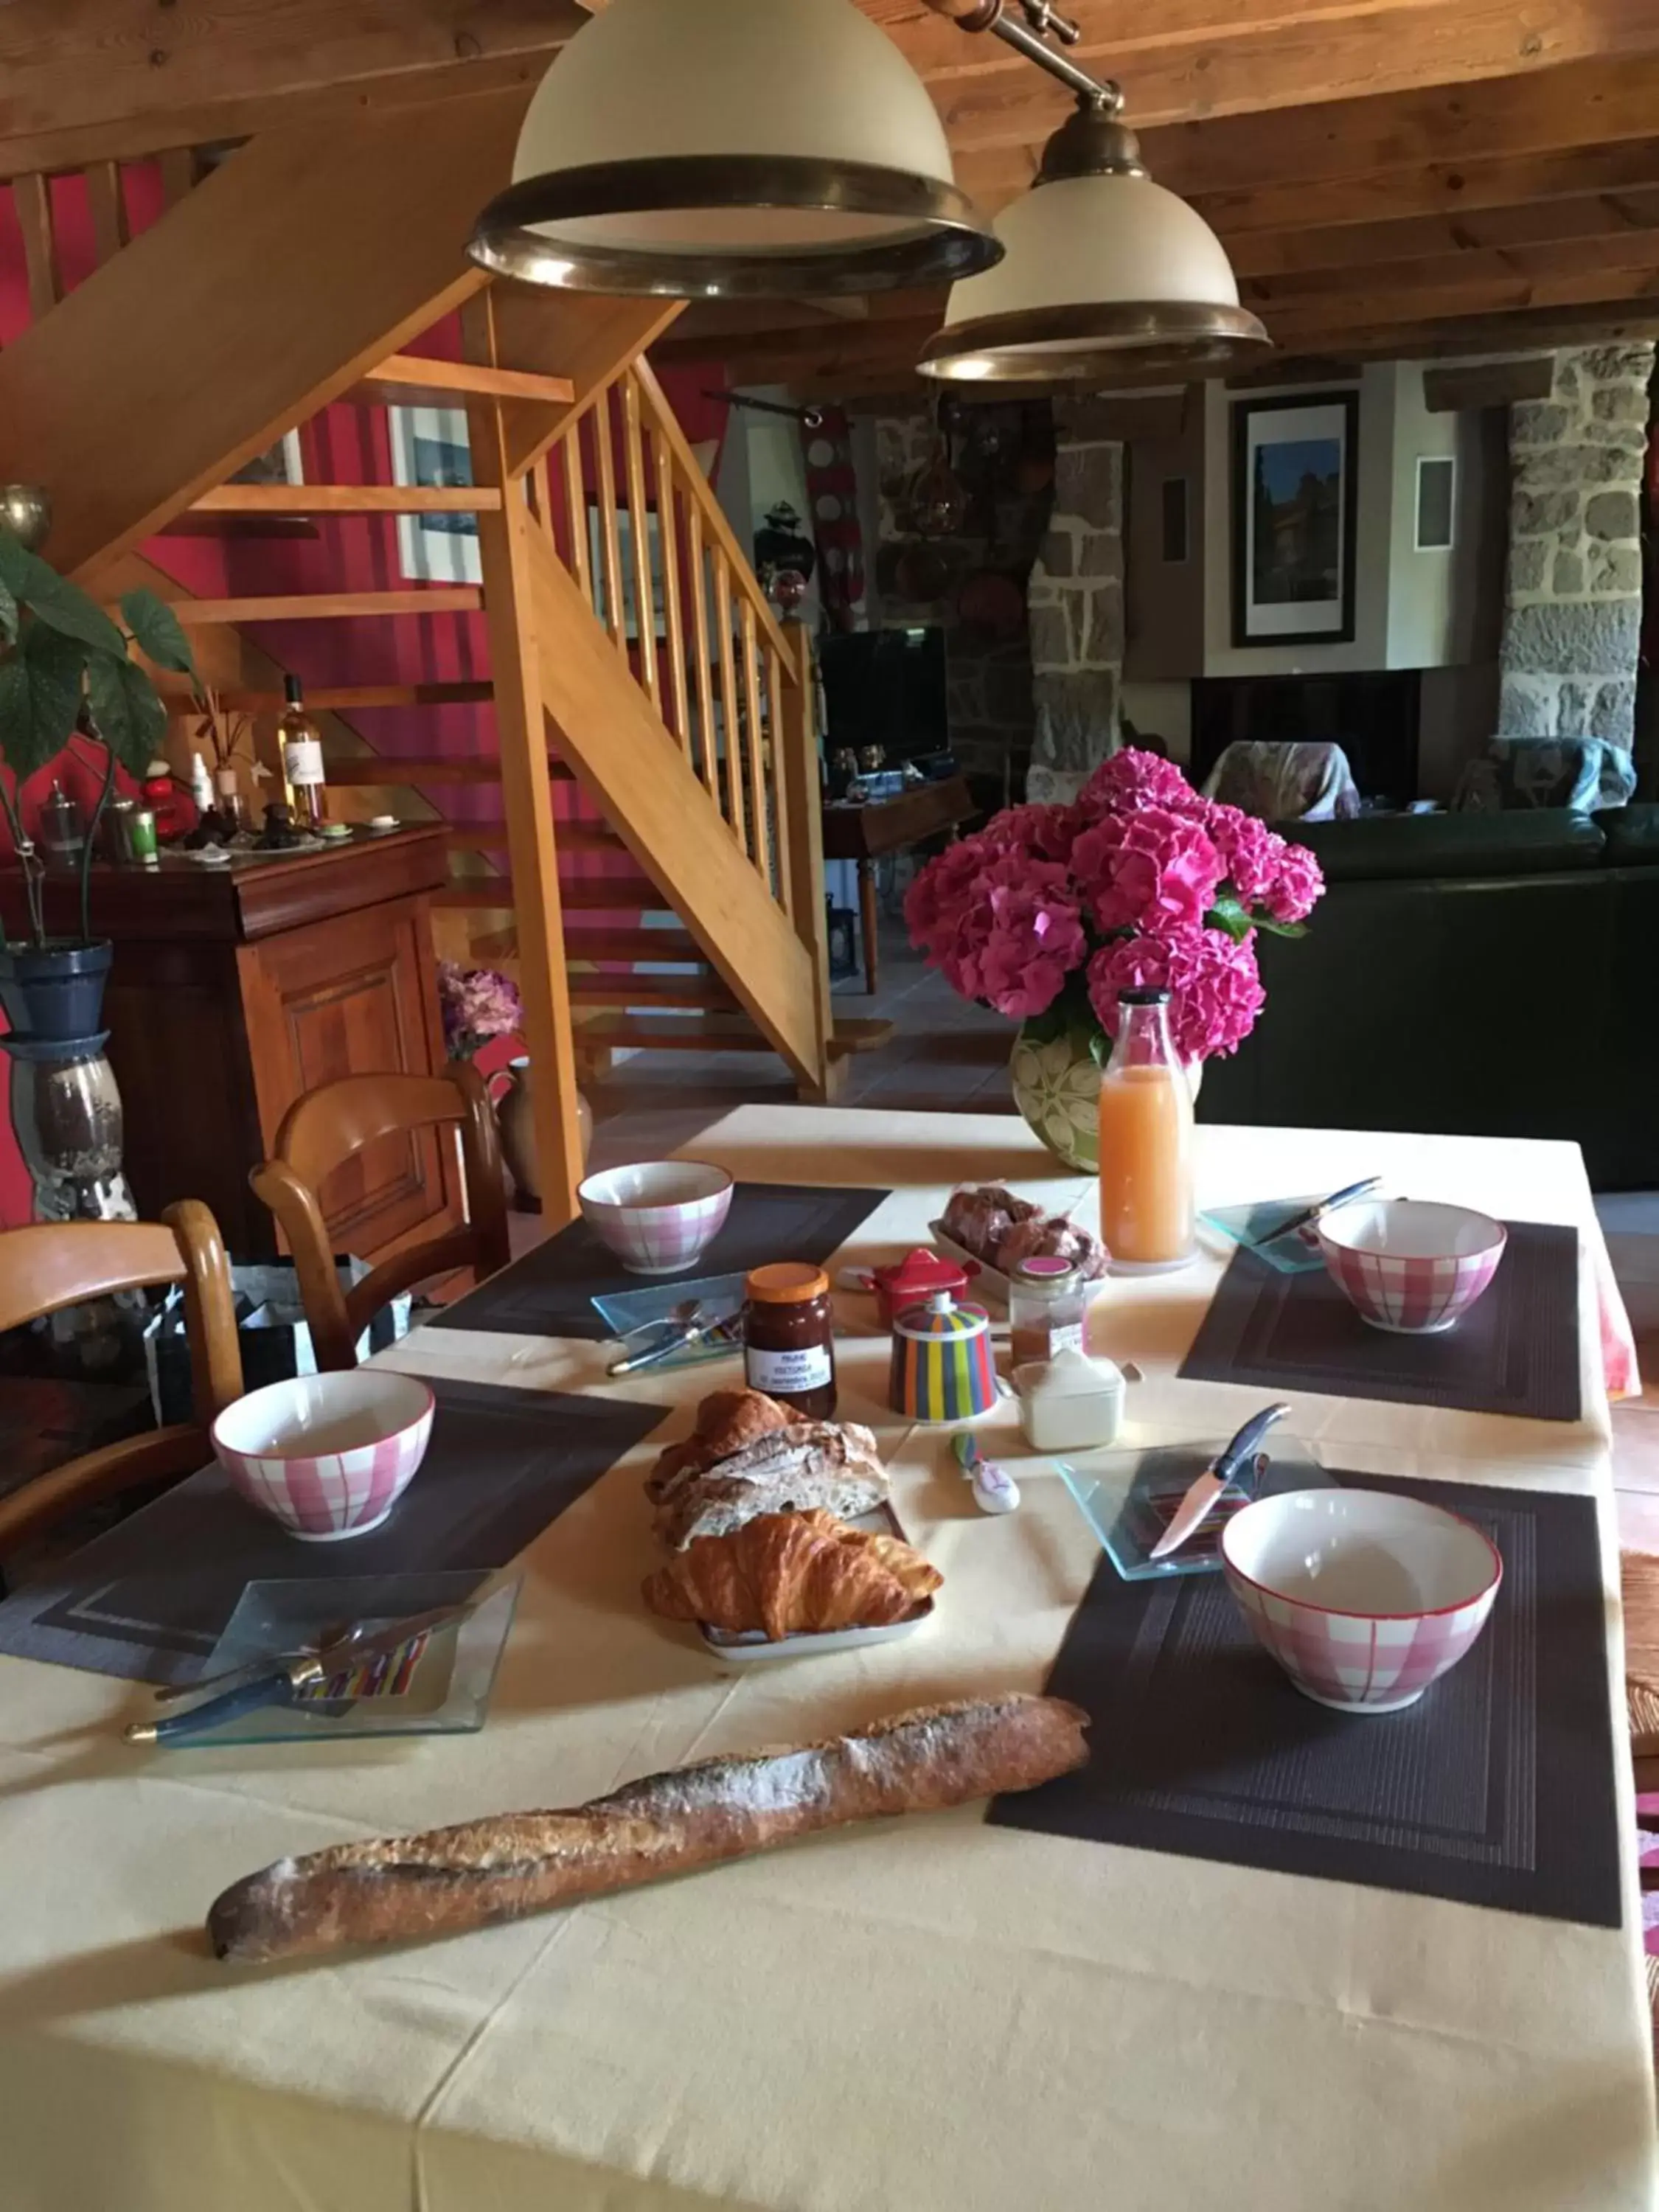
[1096,986,1195,1272]
[277,675,327,830]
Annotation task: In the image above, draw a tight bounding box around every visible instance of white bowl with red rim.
[212,1370,435,1541]
[1221,1486,1502,1713]
[1317,1198,1506,1335]
[578,1159,734,1274]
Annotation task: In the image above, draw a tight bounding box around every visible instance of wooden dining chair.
[250,1064,510,1374]
[0,1202,243,1557]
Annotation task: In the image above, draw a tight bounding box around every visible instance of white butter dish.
[1013,1348,1127,1453]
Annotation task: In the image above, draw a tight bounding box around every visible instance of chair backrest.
[0,1200,244,1557]
[250,1064,509,1374]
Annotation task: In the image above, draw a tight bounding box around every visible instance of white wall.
[1385,366,1494,669]
[1120,679,1194,765]
[742,383,824,630]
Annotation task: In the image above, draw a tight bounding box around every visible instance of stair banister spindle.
[767,642,793,921]
[621,372,661,714]
[686,505,719,793]
[739,598,770,889]
[712,550,748,854]
[562,420,593,605]
[656,442,692,757]
[593,386,627,650]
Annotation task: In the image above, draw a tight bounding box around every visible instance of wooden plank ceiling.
[3,3,1659,391]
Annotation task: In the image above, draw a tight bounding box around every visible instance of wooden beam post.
[776,620,838,1102]
[462,292,588,1228]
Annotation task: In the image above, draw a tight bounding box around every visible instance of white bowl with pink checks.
[578,1159,734,1274]
[1222,1487,1502,1714]
[1318,1198,1506,1334]
[211,1371,436,1542]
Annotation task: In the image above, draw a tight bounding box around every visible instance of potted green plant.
[0,529,200,1040]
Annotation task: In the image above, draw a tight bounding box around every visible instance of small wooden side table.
[821,773,977,994]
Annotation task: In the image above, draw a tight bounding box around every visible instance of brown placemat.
[1178,1221,1580,1422]
[991,1475,1618,1927]
[431,1181,889,1340]
[0,1378,667,1686]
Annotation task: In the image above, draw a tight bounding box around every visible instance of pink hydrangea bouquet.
[437,961,524,1061]
[905,750,1324,1165]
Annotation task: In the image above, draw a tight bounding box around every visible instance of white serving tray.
[698,1503,935,1664]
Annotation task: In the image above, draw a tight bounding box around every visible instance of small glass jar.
[742,1262,837,1419]
[1009,1256,1088,1369]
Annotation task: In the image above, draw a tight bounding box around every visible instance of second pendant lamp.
[919,89,1270,386]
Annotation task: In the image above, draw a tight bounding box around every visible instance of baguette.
[208,1694,1089,1964]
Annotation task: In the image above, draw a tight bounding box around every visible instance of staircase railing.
[527,358,807,914]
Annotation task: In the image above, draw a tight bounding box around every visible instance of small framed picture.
[231,429,304,487]
[588,507,665,639]
[1415,455,1456,552]
[387,406,481,585]
[1231,391,1360,648]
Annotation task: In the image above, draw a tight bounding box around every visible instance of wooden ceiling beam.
[1242,224,1659,311]
[894,0,1659,161]
[1267,261,1659,345]
[0,2,585,178]
[1229,178,1659,279]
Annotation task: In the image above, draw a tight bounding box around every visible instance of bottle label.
[283,737,324,787]
[745,1343,832,1394]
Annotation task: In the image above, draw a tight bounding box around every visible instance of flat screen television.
[818,627,948,761]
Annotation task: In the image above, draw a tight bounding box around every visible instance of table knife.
[125,1601,474,1745]
[1147,1403,1290,1561]
[1253,1176,1381,1251]
[952,1431,1020,1514]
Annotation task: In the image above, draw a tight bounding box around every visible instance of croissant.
[642,1509,942,1641]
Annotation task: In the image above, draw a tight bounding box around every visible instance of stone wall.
[1498,343,1654,750]
[872,405,1053,807]
[1026,398,1125,804]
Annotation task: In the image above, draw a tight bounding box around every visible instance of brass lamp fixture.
[916,0,1270,383]
[467,0,1001,298]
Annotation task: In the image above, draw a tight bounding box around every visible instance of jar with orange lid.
[742,1262,837,1419]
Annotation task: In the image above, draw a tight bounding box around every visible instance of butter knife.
[1147,1403,1290,1561]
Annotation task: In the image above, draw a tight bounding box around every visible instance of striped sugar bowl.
[578,1160,734,1275]
[1317,1198,1506,1335]
[212,1371,436,1541]
[1221,1487,1502,1714]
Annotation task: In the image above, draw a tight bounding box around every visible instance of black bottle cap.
[283,675,303,706]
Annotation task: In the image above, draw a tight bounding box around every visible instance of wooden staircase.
[0,102,849,1227]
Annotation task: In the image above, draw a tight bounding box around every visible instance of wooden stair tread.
[827,1017,895,1060]
[558,879,669,911]
[160,680,494,713]
[190,484,504,515]
[349,354,577,409]
[563,927,703,963]
[145,588,484,623]
[568,978,738,1010]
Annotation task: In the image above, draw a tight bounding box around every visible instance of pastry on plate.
[643,1509,942,1641]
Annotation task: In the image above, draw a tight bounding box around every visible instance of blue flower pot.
[0,939,113,1043]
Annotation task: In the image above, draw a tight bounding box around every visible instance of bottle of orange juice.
[1097,987,1195,1271]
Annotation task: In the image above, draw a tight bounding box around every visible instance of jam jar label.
[745,1343,833,1394]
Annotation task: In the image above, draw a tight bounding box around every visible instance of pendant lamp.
[919,92,1270,384]
[468,0,1001,298]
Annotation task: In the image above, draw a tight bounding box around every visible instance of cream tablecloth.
[0,1110,1652,2212]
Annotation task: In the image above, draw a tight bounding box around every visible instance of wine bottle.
[276,675,327,830]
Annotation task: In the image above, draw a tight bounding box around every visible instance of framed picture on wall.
[587,509,665,640]
[1230,391,1360,647]
[387,406,482,585]
[231,429,304,487]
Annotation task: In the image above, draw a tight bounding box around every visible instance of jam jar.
[742,1262,838,1419]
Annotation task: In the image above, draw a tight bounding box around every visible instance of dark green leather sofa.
[1198,806,1659,1190]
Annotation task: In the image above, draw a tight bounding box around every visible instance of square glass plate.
[592,1270,747,1370]
[1199,1197,1330,1275]
[1057,1438,1337,1582]
[167,1571,521,1746]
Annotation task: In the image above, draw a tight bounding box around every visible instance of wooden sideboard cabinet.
[0,827,458,1262]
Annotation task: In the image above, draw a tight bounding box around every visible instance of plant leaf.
[86,648,166,775]
[1253,915,1308,940]
[0,625,87,778]
[119,588,199,681]
[1205,895,1253,944]
[0,577,18,648]
[15,548,126,657]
